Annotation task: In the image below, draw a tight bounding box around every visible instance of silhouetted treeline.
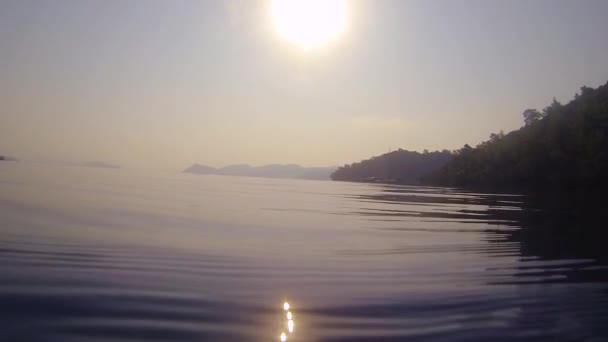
[331,149,453,184]
[423,81,608,192]
[333,81,608,191]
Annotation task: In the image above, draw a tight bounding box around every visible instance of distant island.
[0,155,18,162]
[333,81,608,194]
[184,163,336,180]
[83,161,120,169]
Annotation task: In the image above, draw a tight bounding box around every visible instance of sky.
[1,0,608,170]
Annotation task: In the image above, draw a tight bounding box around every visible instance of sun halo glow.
[270,0,348,50]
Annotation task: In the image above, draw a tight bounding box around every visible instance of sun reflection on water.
[279,301,295,340]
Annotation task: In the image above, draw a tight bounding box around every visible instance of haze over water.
[1,162,607,341]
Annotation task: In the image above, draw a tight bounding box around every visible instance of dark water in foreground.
[1,163,607,341]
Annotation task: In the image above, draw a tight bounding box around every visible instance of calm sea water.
[1,163,607,341]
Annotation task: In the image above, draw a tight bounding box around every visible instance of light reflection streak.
[280,301,295,340]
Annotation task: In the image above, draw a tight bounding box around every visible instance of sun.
[270,0,349,50]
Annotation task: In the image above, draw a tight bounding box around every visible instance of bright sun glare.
[270,0,348,50]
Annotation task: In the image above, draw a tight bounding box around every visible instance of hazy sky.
[2,0,608,170]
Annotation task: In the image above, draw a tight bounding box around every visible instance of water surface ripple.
[1,163,607,341]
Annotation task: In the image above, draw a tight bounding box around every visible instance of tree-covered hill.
[330,149,453,184]
[422,81,608,191]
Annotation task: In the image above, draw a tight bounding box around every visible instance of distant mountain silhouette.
[184,163,335,180]
[0,155,18,162]
[184,164,217,174]
[83,161,120,169]
[331,149,453,184]
[219,164,253,176]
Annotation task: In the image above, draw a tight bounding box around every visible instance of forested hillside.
[332,81,608,192]
[423,82,608,191]
[330,149,453,184]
